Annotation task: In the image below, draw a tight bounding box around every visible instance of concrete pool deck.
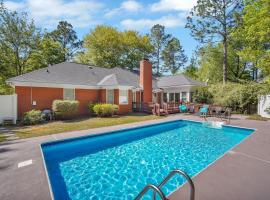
[0,114,269,200]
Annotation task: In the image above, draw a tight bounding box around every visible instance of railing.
[132,102,154,113]
[134,184,168,200]
[153,169,195,200]
[134,169,195,200]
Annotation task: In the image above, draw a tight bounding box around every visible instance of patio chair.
[212,106,222,118]
[200,105,209,118]
[221,107,232,123]
[179,104,187,113]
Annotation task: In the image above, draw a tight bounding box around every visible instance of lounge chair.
[200,105,209,117]
[179,104,187,113]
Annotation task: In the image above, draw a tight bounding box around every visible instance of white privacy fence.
[0,94,17,124]
[258,95,270,118]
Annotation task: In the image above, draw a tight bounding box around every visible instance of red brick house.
[7,59,205,118]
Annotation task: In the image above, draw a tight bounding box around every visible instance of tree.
[0,2,40,76]
[149,24,171,76]
[77,25,153,69]
[49,21,82,61]
[183,55,198,79]
[162,37,187,74]
[197,43,251,83]
[26,36,65,71]
[186,0,243,84]
[236,0,270,77]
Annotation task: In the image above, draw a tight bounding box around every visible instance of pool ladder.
[134,169,195,200]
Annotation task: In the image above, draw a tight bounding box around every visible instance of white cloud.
[4,0,104,28]
[121,14,186,30]
[150,0,196,12]
[105,0,141,18]
[121,0,141,12]
[4,1,26,11]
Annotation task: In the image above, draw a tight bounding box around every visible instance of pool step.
[134,169,195,200]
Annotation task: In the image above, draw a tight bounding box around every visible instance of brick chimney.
[140,59,152,103]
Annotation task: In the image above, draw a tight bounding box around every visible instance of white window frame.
[106,89,114,104]
[63,88,75,100]
[132,91,136,102]
[119,89,129,105]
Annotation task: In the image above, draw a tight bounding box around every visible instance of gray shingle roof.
[7,62,205,89]
[157,74,206,88]
[7,62,141,87]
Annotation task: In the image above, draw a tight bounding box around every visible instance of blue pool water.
[42,120,254,200]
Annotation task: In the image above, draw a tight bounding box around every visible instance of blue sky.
[4,0,199,62]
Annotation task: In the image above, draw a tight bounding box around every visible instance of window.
[175,93,180,102]
[132,91,136,102]
[152,93,157,103]
[163,93,167,103]
[190,92,194,102]
[63,88,75,100]
[181,92,187,102]
[169,93,174,102]
[119,90,129,104]
[106,90,114,104]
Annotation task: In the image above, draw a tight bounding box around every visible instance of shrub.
[192,86,213,104]
[93,103,119,117]
[23,110,44,125]
[192,82,270,114]
[52,100,79,119]
[88,102,96,115]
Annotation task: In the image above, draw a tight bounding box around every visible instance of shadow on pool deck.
[0,114,270,200]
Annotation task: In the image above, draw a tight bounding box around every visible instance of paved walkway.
[0,114,269,200]
[0,127,19,141]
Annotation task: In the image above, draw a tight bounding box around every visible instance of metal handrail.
[152,169,195,200]
[134,184,168,200]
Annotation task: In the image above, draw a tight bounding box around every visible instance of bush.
[88,102,96,115]
[52,100,79,119]
[192,86,213,104]
[23,110,44,125]
[193,82,270,113]
[93,103,119,117]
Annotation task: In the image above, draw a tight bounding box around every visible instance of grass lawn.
[0,135,7,142]
[246,114,269,121]
[12,113,163,139]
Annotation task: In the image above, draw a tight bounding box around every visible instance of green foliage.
[183,56,198,80]
[93,103,119,117]
[88,102,96,115]
[149,24,171,75]
[78,25,153,70]
[0,76,14,94]
[193,82,270,113]
[197,43,251,83]
[0,3,40,76]
[26,36,65,70]
[52,100,79,119]
[192,86,213,104]
[23,110,44,125]
[49,21,82,61]
[235,0,270,77]
[203,82,270,113]
[162,37,187,74]
[186,0,243,83]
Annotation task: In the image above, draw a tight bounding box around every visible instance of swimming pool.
[41,120,254,200]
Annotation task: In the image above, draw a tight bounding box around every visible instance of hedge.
[52,100,79,119]
[193,82,270,113]
[93,103,119,117]
[23,109,44,125]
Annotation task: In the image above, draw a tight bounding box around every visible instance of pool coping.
[40,119,256,200]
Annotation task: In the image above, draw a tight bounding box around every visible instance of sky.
[4,0,199,62]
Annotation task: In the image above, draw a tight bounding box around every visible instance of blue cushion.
[200,107,208,113]
[179,105,187,111]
